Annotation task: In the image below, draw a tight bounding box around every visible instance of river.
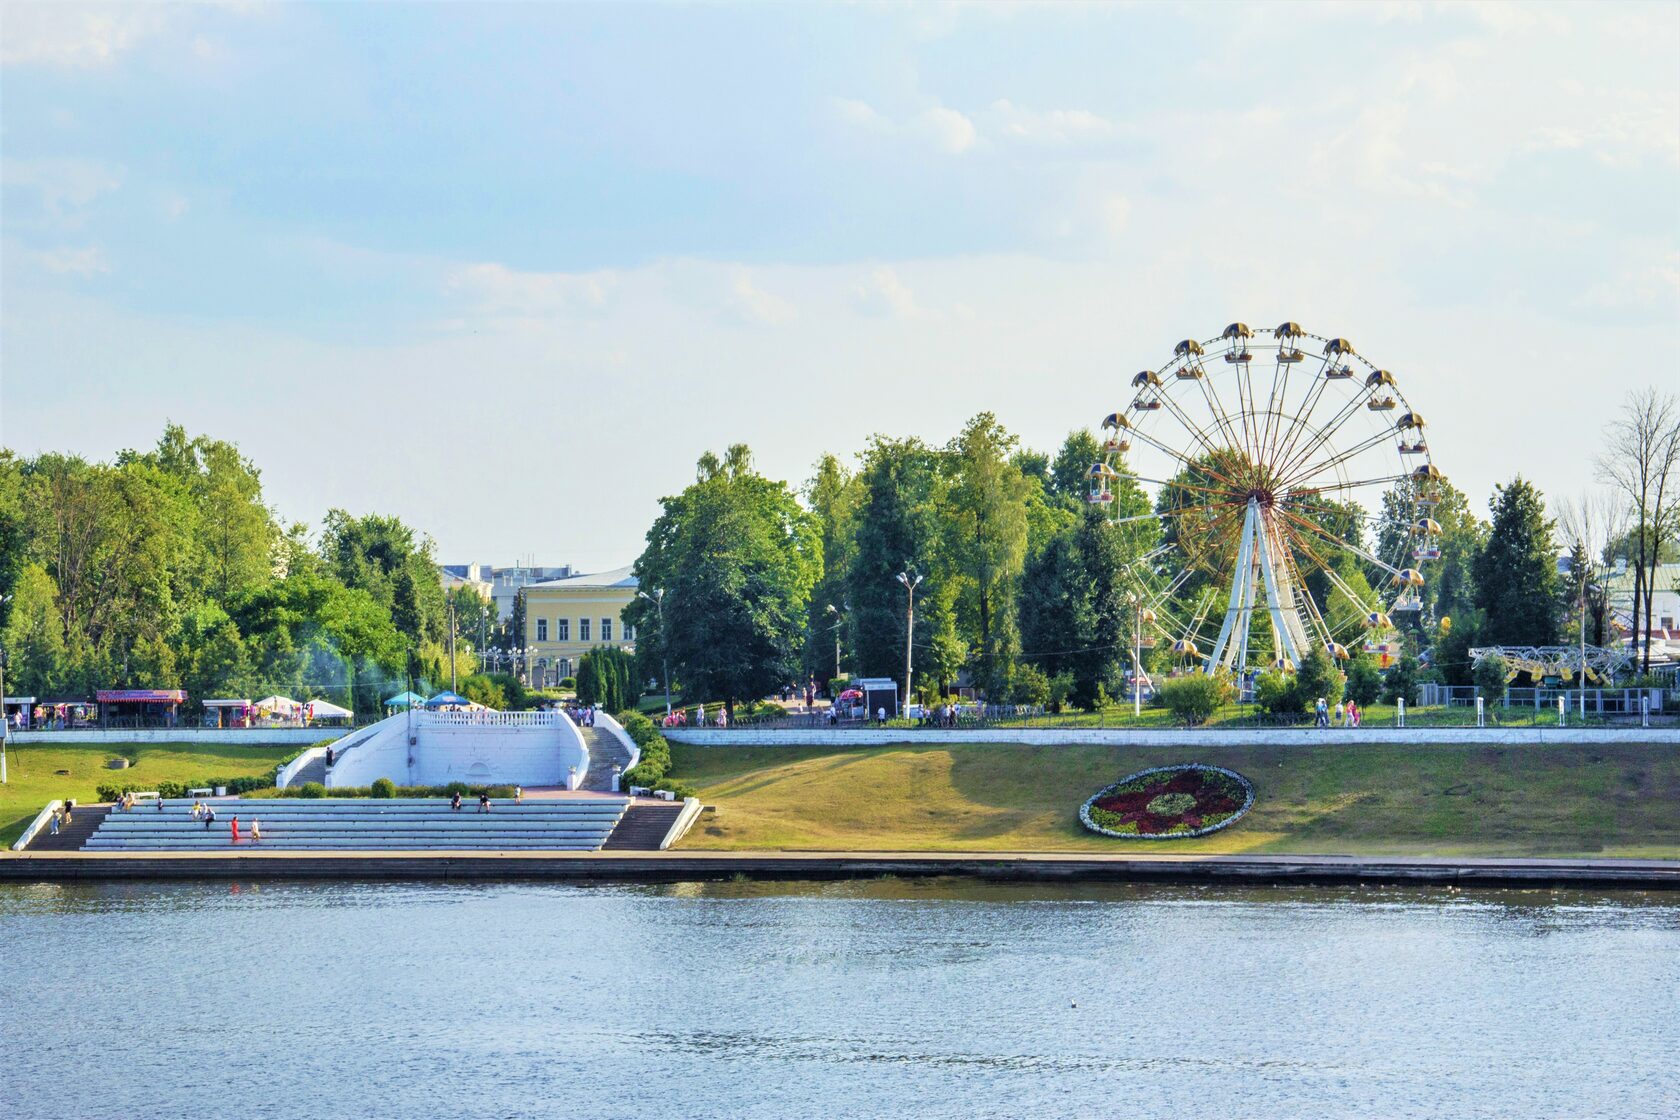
[1,879,1675,1118]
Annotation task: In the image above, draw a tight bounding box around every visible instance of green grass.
[0,741,295,846]
[744,702,1638,731]
[672,740,1680,858]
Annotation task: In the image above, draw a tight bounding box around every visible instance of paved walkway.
[577,724,632,792]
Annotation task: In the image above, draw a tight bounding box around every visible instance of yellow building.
[521,565,639,685]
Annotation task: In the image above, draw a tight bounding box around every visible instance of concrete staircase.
[290,753,328,786]
[602,802,685,850]
[80,798,631,851]
[578,725,633,792]
[28,804,111,851]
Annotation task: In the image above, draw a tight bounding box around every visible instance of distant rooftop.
[527,565,638,590]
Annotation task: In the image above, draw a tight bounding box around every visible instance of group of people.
[44,799,76,836]
[660,704,726,729]
[450,790,498,812]
[188,799,262,842]
[1313,697,1364,729]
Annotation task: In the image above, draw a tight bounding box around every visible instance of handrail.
[12,800,64,851]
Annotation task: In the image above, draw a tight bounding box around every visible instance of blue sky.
[3,1,1677,568]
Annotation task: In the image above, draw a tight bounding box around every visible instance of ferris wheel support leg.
[1205,499,1261,674]
[1256,513,1307,668]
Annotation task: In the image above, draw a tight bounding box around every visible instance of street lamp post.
[896,569,922,718]
[1130,593,1144,718]
[825,604,842,684]
[638,588,671,718]
[447,595,458,694]
[1,591,10,784]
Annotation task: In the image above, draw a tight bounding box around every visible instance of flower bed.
[1079,764,1255,839]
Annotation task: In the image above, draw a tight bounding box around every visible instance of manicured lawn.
[0,741,295,846]
[671,740,1680,858]
[846,702,1623,731]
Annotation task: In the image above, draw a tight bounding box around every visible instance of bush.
[1155,673,1231,725]
[558,677,577,690]
[1344,655,1384,706]
[1473,654,1510,701]
[615,708,677,790]
[1253,669,1300,715]
[370,777,397,799]
[1294,648,1345,711]
[1384,652,1420,705]
[297,782,327,798]
[1010,664,1050,706]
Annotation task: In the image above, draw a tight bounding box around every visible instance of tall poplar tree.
[1472,477,1561,647]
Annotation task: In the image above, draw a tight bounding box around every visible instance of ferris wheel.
[1087,321,1444,677]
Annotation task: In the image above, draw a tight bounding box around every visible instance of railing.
[686,703,1674,732]
[11,800,64,851]
[418,710,561,727]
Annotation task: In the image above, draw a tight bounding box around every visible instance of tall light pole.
[1,591,11,784]
[826,604,843,684]
[896,569,922,717]
[638,588,671,718]
[447,594,458,694]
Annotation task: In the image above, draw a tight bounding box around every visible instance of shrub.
[1473,654,1510,701]
[1010,664,1050,706]
[370,777,397,799]
[1384,651,1421,705]
[558,677,577,690]
[615,708,678,790]
[1344,655,1384,706]
[1294,648,1345,711]
[653,778,697,799]
[1253,670,1300,715]
[1155,673,1231,725]
[297,782,327,798]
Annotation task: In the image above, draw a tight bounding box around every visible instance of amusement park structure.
[1468,645,1631,686]
[1090,322,1442,680]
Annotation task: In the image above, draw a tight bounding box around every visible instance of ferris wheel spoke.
[1149,383,1225,460]
[1274,389,1376,483]
[1280,427,1398,491]
[1193,370,1249,458]
[1269,367,1336,477]
[1276,505,1405,577]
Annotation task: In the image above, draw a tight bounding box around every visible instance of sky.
[2,1,1677,571]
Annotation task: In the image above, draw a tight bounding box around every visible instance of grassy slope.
[673,741,1680,858]
[0,742,295,846]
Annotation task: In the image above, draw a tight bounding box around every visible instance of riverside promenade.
[3,849,1675,889]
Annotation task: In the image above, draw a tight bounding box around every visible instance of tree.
[1050,429,1102,505]
[944,414,1030,698]
[1557,492,1627,651]
[628,446,820,718]
[1344,654,1383,706]
[1,563,66,695]
[845,437,953,683]
[576,646,636,712]
[1598,390,1680,674]
[319,510,447,648]
[801,453,861,684]
[1384,650,1420,706]
[1377,477,1484,631]
[1473,652,1509,700]
[1473,478,1562,647]
[1294,647,1345,710]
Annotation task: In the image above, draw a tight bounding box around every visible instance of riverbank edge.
[2,850,1675,889]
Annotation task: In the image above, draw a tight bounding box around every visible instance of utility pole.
[448,594,458,693]
[1,592,10,784]
[896,569,922,717]
[638,588,671,718]
[1579,567,1588,721]
[1131,594,1143,718]
[826,604,842,684]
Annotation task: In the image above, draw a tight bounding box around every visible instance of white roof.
[528,565,639,590]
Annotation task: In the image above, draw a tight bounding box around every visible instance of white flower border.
[1079,763,1256,840]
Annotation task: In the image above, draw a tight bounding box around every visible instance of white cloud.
[987,99,1117,145]
[447,262,618,318]
[31,246,112,276]
[722,268,797,326]
[852,266,926,318]
[909,107,977,155]
[2,157,125,219]
[0,4,173,67]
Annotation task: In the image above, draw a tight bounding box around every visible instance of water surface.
[2,878,1675,1118]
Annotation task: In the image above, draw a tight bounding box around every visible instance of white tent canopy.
[305,699,353,720]
[254,696,301,714]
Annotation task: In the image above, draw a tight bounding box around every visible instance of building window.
[536,618,548,642]
[579,618,591,642]
[557,618,570,642]
[624,622,635,641]
[559,658,572,679]
[601,618,613,642]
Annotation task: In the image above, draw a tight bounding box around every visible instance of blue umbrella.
[424,691,470,709]
[384,691,425,708]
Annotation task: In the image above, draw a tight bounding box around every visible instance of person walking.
[1315,697,1329,729]
[1334,701,1345,728]
[249,818,261,844]
[49,809,60,837]
[230,816,240,844]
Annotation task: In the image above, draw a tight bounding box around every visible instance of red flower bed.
[1081,765,1254,838]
